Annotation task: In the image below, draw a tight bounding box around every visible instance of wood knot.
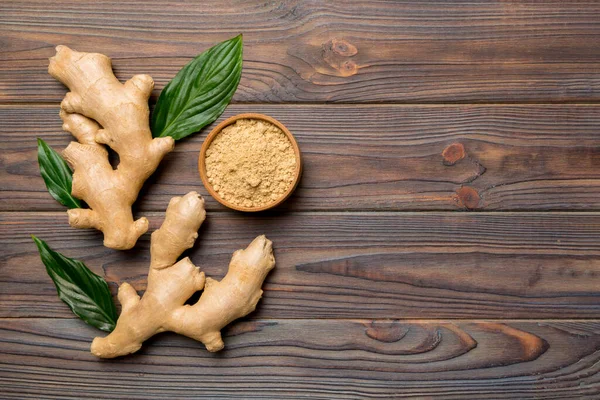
[442,143,466,166]
[365,321,409,343]
[456,186,481,210]
[340,60,358,77]
[322,38,359,77]
[478,323,548,362]
[225,321,276,337]
[331,38,358,57]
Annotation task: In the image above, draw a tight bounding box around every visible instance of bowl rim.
[198,113,303,212]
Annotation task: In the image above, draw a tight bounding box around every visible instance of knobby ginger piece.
[91,191,276,358]
[48,46,174,249]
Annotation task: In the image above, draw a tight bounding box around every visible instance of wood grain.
[2,1,600,103]
[3,1,600,397]
[3,104,600,212]
[1,318,599,398]
[3,211,600,319]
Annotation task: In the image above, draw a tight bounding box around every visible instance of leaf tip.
[234,34,243,47]
[31,234,42,247]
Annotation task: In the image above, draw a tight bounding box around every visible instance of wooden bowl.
[198,113,302,212]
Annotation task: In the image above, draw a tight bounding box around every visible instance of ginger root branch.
[49,46,174,249]
[90,192,275,358]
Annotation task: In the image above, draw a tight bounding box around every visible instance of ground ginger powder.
[205,119,297,208]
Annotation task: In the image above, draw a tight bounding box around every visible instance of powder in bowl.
[204,118,298,209]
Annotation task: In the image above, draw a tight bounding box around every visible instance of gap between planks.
[5,211,600,216]
[3,317,600,323]
[4,102,600,107]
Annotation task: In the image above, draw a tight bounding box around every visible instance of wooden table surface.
[2,1,600,398]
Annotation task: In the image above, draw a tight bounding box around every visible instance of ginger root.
[91,191,276,358]
[48,46,174,249]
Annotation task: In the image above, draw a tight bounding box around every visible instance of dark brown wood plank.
[3,104,600,212]
[1,318,599,398]
[3,211,600,319]
[2,0,600,103]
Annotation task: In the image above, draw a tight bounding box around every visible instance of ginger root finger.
[91,192,276,358]
[48,45,174,249]
[170,235,275,352]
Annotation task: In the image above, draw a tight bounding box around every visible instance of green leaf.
[37,138,81,209]
[32,236,117,332]
[151,35,243,140]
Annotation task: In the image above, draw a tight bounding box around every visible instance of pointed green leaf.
[151,35,243,140]
[37,138,81,209]
[32,236,117,332]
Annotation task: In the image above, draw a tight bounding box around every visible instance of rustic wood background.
[2,1,600,398]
